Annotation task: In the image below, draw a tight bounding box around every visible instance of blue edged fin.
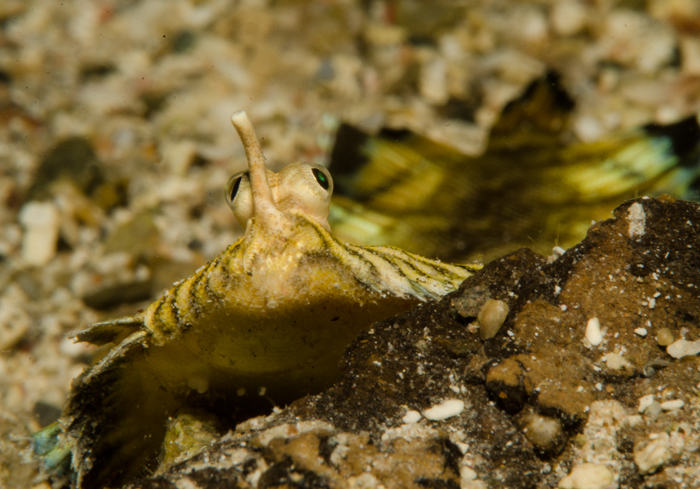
[32,422,73,477]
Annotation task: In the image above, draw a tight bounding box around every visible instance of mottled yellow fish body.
[60,112,478,489]
[129,210,472,395]
[328,73,700,262]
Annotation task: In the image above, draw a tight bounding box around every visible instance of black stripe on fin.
[329,123,371,181]
[644,115,700,167]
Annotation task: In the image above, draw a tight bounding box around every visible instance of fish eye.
[226,171,248,204]
[312,168,330,191]
[276,163,333,229]
[228,175,243,201]
[225,171,253,226]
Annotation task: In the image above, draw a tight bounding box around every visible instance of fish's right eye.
[226,171,248,204]
[225,171,253,226]
[229,175,242,201]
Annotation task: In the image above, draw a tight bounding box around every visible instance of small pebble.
[550,246,566,261]
[627,414,643,427]
[645,401,662,419]
[655,328,674,346]
[558,463,613,489]
[18,201,61,266]
[521,413,563,453]
[423,399,464,421]
[627,202,646,238]
[634,327,647,337]
[478,299,509,340]
[667,338,700,359]
[402,410,422,424]
[634,433,671,474]
[660,399,684,411]
[638,394,654,413]
[550,0,587,37]
[601,352,633,373]
[585,318,603,346]
[460,467,477,481]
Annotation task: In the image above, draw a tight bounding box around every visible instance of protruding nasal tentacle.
[230,111,278,220]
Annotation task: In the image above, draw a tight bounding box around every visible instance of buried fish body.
[329,73,700,262]
[46,111,479,488]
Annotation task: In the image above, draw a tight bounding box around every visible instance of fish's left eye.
[312,168,330,191]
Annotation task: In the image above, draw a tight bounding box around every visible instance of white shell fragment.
[660,399,684,411]
[638,394,655,413]
[402,410,422,424]
[423,399,465,421]
[666,338,700,359]
[634,433,671,474]
[601,353,633,374]
[18,201,60,266]
[478,299,510,340]
[558,463,613,489]
[460,466,478,481]
[627,202,646,238]
[585,318,603,346]
[521,413,563,452]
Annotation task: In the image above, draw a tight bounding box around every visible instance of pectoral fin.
[65,330,178,488]
[71,316,144,346]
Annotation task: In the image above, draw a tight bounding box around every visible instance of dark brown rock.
[124,196,700,489]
